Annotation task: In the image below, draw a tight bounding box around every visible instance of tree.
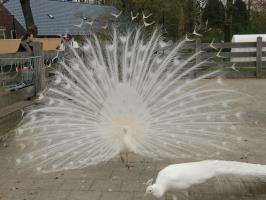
[251,0,266,12]
[247,0,266,33]
[184,0,200,33]
[247,0,252,23]
[1,0,37,34]
[201,0,225,42]
[202,0,225,29]
[20,0,37,35]
[0,0,9,5]
[113,0,200,40]
[232,0,248,34]
[224,0,233,42]
[197,0,207,8]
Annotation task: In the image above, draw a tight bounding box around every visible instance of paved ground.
[0,101,33,138]
[1,79,266,200]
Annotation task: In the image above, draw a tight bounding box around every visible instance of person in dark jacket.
[17,32,34,53]
[17,32,34,83]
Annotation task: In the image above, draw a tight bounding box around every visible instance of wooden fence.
[0,38,266,102]
[191,37,266,78]
[0,42,57,105]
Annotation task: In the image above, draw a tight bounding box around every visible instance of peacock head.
[145,184,165,198]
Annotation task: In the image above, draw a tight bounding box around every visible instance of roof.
[3,0,120,36]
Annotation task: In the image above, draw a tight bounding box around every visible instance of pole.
[256,37,262,78]
[12,15,16,39]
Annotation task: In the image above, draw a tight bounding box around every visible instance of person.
[56,34,79,51]
[16,32,34,83]
[17,32,34,53]
[65,34,79,49]
[56,35,66,51]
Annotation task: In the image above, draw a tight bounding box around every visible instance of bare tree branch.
[0,0,9,6]
[20,0,38,34]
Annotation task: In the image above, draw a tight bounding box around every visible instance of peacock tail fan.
[15,27,246,173]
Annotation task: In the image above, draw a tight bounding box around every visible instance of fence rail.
[0,42,45,100]
[191,37,266,78]
[185,41,266,49]
[0,38,266,96]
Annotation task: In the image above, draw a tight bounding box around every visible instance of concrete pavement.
[1,79,266,200]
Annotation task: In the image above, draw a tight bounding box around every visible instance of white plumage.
[15,27,244,173]
[145,160,266,199]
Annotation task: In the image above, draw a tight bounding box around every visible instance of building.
[1,0,121,38]
[0,5,25,39]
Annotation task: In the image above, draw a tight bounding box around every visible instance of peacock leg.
[172,194,178,200]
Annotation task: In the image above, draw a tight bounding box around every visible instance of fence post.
[195,39,201,64]
[194,39,201,78]
[33,42,44,95]
[256,37,262,78]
